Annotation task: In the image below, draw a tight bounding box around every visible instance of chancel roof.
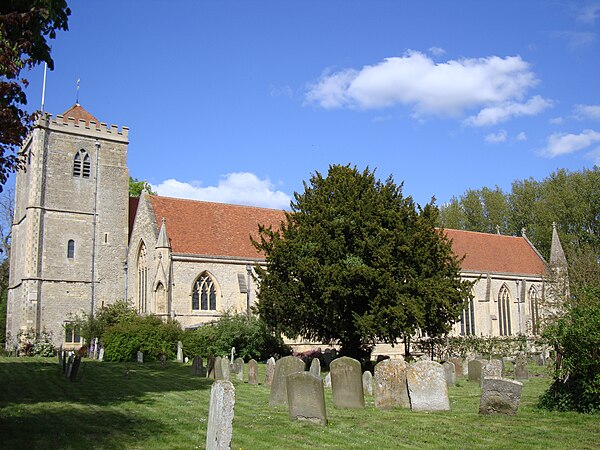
[145,195,546,274]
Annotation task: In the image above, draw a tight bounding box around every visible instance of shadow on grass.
[0,357,213,407]
[0,407,170,450]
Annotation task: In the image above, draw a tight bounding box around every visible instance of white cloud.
[573,104,600,120]
[516,131,527,141]
[305,51,540,120]
[485,130,507,143]
[153,172,292,209]
[540,129,600,157]
[428,46,446,56]
[577,3,600,24]
[554,30,596,49]
[464,95,552,127]
[550,117,565,125]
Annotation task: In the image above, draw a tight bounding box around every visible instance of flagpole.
[41,62,48,112]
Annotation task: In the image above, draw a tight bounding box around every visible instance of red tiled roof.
[149,196,285,259]
[443,229,546,275]
[61,104,100,125]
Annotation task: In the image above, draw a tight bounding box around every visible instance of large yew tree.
[253,165,472,360]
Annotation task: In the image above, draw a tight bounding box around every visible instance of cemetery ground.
[0,357,598,449]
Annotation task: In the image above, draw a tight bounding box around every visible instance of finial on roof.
[550,222,567,267]
[552,221,557,230]
[156,217,170,249]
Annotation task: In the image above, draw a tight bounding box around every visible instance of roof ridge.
[149,194,287,213]
[441,228,524,239]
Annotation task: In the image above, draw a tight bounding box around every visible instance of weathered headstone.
[468,359,485,382]
[215,356,224,380]
[286,372,327,426]
[448,357,464,377]
[207,356,216,379]
[58,349,63,367]
[465,354,478,376]
[443,361,456,387]
[330,357,365,409]
[137,351,144,364]
[479,377,523,415]
[221,357,231,381]
[234,357,244,382]
[264,357,276,387]
[65,354,74,378]
[269,355,305,406]
[374,358,410,409]
[247,359,258,385]
[481,359,502,386]
[177,341,183,363]
[98,348,105,362]
[514,354,529,380]
[160,353,167,368]
[309,358,321,378]
[62,351,68,373]
[323,372,331,388]
[69,356,82,382]
[230,347,235,365]
[362,370,373,397]
[206,380,235,450]
[193,356,204,376]
[406,360,450,411]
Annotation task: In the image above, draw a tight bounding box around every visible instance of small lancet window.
[67,240,75,259]
[73,150,91,178]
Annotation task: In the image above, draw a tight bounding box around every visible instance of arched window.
[498,284,512,336]
[73,149,91,178]
[460,298,476,336]
[192,273,217,311]
[67,239,75,259]
[137,242,148,313]
[529,286,540,335]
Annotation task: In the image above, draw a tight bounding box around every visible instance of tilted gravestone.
[269,356,305,406]
[234,357,244,382]
[58,349,63,367]
[309,358,321,378]
[206,356,216,379]
[221,357,231,381]
[206,380,235,450]
[481,359,502,386]
[330,357,365,409]
[192,356,204,376]
[65,354,74,377]
[323,372,331,388]
[374,358,410,409]
[137,351,144,364]
[362,371,373,396]
[443,361,456,387]
[448,357,464,376]
[177,341,184,363]
[69,356,82,382]
[62,351,68,373]
[468,359,485,382]
[264,357,276,387]
[247,359,258,385]
[286,371,327,426]
[479,377,523,415]
[406,360,450,411]
[514,354,529,380]
[214,356,224,380]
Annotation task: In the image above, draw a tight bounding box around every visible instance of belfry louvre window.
[498,284,512,336]
[67,240,75,259]
[192,274,217,311]
[73,150,91,178]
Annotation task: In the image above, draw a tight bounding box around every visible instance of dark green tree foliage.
[253,165,471,360]
[129,176,156,197]
[73,299,138,344]
[0,0,70,191]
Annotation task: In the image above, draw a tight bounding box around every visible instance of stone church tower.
[6,104,129,346]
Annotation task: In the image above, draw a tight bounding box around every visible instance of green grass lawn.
[0,357,598,449]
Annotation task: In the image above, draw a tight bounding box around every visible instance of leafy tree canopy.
[0,0,71,191]
[129,176,156,197]
[253,164,472,360]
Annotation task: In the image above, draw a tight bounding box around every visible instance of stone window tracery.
[192,273,217,311]
[498,284,512,336]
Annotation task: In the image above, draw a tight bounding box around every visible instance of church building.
[5,105,565,349]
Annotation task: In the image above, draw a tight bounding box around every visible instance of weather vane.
[76,78,80,105]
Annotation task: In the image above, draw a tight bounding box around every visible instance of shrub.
[72,300,138,344]
[16,328,55,357]
[181,314,290,361]
[102,316,182,362]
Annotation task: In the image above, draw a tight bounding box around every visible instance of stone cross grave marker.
[193,356,204,376]
[264,357,276,387]
[374,358,410,409]
[247,359,258,385]
[309,358,321,378]
[330,357,365,409]
[177,341,183,363]
[443,361,456,387]
[269,355,305,406]
[406,360,450,411]
[206,380,235,450]
[362,370,373,396]
[286,371,327,426]
[479,377,523,415]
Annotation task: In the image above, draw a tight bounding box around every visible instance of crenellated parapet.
[37,112,129,143]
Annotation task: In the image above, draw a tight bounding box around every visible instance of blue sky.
[18,1,600,209]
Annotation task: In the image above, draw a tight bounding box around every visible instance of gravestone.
[448,357,464,376]
[362,370,373,397]
[465,354,478,376]
[215,356,224,380]
[137,351,144,364]
[264,357,276,387]
[286,372,327,426]
[207,356,216,379]
[514,354,529,380]
[98,348,105,362]
[65,354,74,378]
[234,357,245,382]
[374,358,410,409]
[221,357,231,381]
[443,361,456,387]
[62,351,68,373]
[330,357,365,409]
[269,355,305,406]
[323,372,331,388]
[193,356,204,376]
[406,360,450,411]
[323,349,335,370]
[206,380,235,450]
[309,358,321,378]
[481,359,502,386]
[479,377,523,415]
[468,359,485,382]
[69,356,82,382]
[247,359,258,385]
[177,341,183,363]
[58,349,63,367]
[160,353,167,368]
